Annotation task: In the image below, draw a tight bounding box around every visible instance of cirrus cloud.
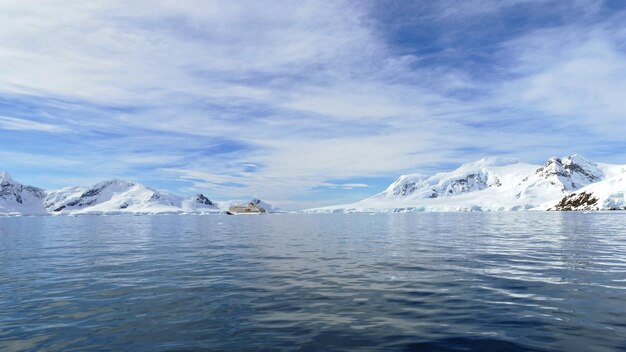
[0,0,625,209]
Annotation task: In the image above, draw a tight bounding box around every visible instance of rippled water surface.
[1,213,626,351]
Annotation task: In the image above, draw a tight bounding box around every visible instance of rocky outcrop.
[194,194,215,206]
[550,192,599,211]
[548,174,626,211]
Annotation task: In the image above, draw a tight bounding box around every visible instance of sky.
[1,0,626,210]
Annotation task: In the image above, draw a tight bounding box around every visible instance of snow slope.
[46,179,183,215]
[180,194,221,214]
[305,155,626,213]
[549,172,626,211]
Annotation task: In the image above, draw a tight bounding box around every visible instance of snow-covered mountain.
[306,155,626,213]
[0,173,274,216]
[0,172,47,215]
[46,179,183,215]
[3,154,623,215]
[180,193,221,213]
[379,157,535,199]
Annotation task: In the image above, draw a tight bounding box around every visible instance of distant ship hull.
[226,204,267,215]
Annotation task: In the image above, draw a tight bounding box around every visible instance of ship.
[226,202,267,215]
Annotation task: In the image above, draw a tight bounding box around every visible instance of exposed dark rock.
[393,182,418,196]
[551,191,599,211]
[441,174,487,195]
[82,185,105,198]
[394,173,489,197]
[564,162,599,182]
[64,198,96,209]
[195,194,214,206]
[0,180,45,204]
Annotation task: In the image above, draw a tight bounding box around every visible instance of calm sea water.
[1,213,626,351]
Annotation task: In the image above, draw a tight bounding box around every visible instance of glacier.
[305,155,626,213]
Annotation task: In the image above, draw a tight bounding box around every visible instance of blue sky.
[1,0,626,209]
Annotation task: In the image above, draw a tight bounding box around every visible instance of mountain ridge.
[305,154,626,213]
[4,154,626,215]
[0,174,275,216]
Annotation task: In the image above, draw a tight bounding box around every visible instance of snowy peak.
[0,172,47,215]
[458,156,519,170]
[529,154,602,192]
[194,194,215,206]
[91,179,137,190]
[0,171,14,184]
[179,193,219,213]
[539,155,601,184]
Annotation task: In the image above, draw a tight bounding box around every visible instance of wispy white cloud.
[0,115,70,133]
[0,0,625,209]
[497,22,626,138]
[0,150,80,167]
[339,183,370,188]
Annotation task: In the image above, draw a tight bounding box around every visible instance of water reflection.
[0,213,625,351]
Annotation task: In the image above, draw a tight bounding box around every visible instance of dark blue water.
[1,213,626,351]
